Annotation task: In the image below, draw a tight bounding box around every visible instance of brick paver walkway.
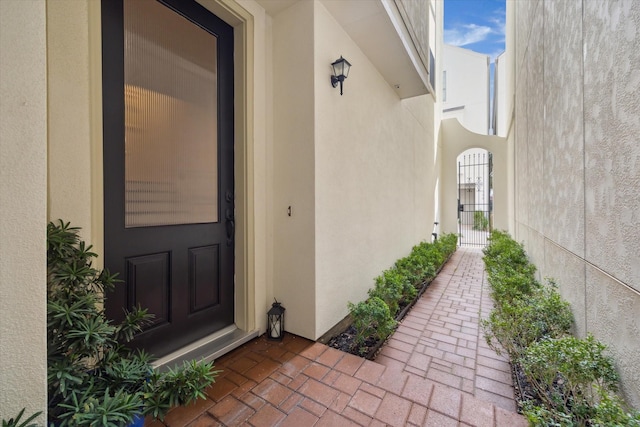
[149,247,526,426]
[377,247,518,413]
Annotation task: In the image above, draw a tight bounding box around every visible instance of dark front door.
[102,0,234,357]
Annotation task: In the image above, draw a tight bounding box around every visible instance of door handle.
[225,208,235,246]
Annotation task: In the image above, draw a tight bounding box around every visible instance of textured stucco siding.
[543,242,587,337]
[0,0,48,422]
[542,0,585,257]
[583,0,640,291]
[586,265,640,406]
[512,0,640,408]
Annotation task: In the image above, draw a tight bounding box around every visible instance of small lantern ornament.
[267,299,285,341]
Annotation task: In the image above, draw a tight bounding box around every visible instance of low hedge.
[482,231,640,426]
[481,279,573,361]
[349,232,457,347]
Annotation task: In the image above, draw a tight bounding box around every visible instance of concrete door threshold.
[152,325,259,369]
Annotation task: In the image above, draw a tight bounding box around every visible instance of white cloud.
[488,13,506,37]
[444,24,492,46]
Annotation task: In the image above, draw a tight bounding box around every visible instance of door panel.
[102,0,234,358]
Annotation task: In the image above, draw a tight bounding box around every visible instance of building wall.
[0,0,48,422]
[268,0,442,339]
[313,1,438,338]
[271,0,317,339]
[0,0,442,413]
[439,120,508,235]
[510,0,640,408]
[47,1,100,240]
[442,45,490,135]
[439,44,508,239]
[493,51,510,138]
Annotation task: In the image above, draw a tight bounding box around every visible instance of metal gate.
[458,151,492,247]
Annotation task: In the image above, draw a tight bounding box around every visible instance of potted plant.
[47,220,219,426]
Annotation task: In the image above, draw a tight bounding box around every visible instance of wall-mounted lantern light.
[330,56,352,95]
[267,299,285,341]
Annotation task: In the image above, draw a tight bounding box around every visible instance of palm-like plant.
[47,220,219,426]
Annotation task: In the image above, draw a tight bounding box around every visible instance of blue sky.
[444,0,506,61]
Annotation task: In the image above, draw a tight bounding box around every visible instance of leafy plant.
[487,264,539,306]
[481,230,637,426]
[435,233,458,258]
[522,335,619,421]
[524,389,640,427]
[348,297,396,353]
[2,409,42,427]
[412,243,445,274]
[521,336,634,426]
[481,279,573,360]
[369,269,415,315]
[483,230,532,275]
[47,220,220,425]
[341,233,456,357]
[395,255,432,288]
[473,211,489,231]
[590,389,640,427]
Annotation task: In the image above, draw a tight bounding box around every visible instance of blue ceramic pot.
[129,414,145,427]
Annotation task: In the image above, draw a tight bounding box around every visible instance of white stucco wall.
[313,1,437,338]
[270,1,318,339]
[510,0,640,408]
[440,120,508,235]
[442,45,490,135]
[0,0,48,422]
[493,51,510,138]
[267,0,441,339]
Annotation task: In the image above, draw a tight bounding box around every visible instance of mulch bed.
[326,294,419,359]
[512,362,536,413]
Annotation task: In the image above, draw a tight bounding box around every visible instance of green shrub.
[395,255,432,288]
[481,230,636,425]
[483,230,531,275]
[436,233,458,258]
[483,230,538,306]
[416,243,445,271]
[590,389,640,427]
[369,269,415,316]
[524,392,640,427]
[47,220,219,425]
[481,279,573,360]
[391,234,457,291]
[487,264,539,306]
[345,233,456,357]
[348,297,396,354]
[522,335,621,426]
[473,211,489,231]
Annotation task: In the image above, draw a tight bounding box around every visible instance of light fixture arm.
[331,75,345,95]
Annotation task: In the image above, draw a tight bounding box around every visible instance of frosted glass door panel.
[124,0,218,228]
